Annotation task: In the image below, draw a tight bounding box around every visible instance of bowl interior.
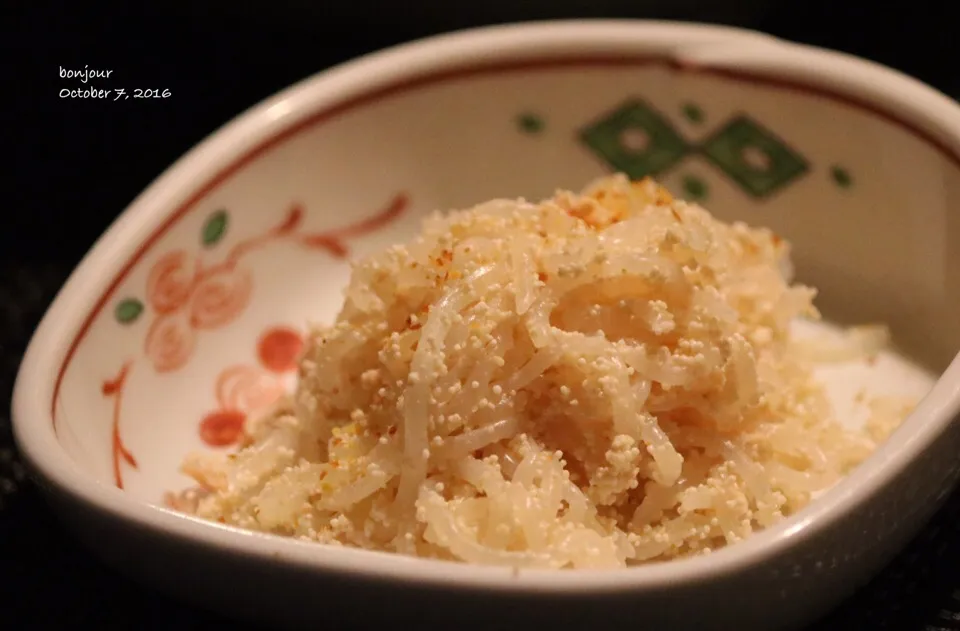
[52,56,960,503]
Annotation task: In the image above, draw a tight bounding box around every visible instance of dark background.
[4,1,960,629]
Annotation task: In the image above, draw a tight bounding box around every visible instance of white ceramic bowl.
[13,20,960,631]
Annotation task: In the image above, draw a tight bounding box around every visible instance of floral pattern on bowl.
[22,24,960,630]
[88,195,409,489]
[49,57,959,506]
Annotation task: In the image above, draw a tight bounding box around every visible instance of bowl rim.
[13,19,960,593]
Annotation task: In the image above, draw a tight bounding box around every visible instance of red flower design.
[215,364,286,413]
[99,194,411,488]
[198,410,247,447]
[144,312,196,373]
[257,326,304,373]
[189,267,254,330]
[196,363,287,448]
[146,250,198,315]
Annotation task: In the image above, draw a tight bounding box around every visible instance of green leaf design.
[830,165,853,189]
[114,298,144,324]
[681,103,704,124]
[517,112,545,134]
[202,210,229,247]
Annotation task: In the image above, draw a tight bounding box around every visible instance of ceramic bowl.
[13,20,960,631]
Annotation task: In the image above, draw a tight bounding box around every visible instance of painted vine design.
[102,193,409,489]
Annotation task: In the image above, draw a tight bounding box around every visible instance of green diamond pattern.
[700,116,809,198]
[580,99,689,179]
[575,101,811,199]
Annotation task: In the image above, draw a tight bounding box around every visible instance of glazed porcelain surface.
[13,20,960,631]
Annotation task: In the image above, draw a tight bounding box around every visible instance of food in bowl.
[170,174,914,569]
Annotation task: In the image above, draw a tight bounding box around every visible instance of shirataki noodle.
[176,174,908,568]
